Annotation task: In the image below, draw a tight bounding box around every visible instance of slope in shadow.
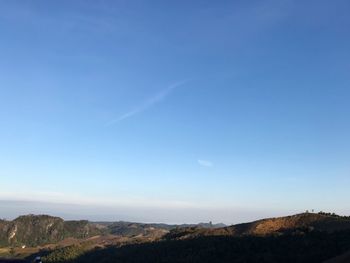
[44,229,350,263]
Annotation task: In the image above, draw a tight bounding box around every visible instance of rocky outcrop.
[0,215,102,247]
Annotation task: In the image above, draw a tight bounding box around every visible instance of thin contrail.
[106,80,189,126]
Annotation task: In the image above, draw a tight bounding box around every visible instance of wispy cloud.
[106,80,188,126]
[198,159,213,168]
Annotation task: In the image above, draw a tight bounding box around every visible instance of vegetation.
[43,245,86,263]
[318,212,350,220]
[0,215,223,248]
[103,221,224,237]
[3,212,350,262]
[41,230,350,263]
[0,215,102,248]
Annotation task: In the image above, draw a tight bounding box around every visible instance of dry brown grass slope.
[232,212,350,235]
[165,213,350,240]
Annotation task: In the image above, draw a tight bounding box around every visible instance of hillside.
[105,221,225,238]
[0,215,224,248]
[324,250,350,263]
[3,212,350,262]
[0,215,102,247]
[165,213,350,240]
[42,229,350,263]
[34,212,350,263]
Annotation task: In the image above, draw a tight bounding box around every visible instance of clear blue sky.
[0,0,350,223]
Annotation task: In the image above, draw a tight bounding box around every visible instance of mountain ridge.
[0,214,225,248]
[0,214,102,247]
[165,212,350,240]
[2,212,350,262]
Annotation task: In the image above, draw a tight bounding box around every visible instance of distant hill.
[165,213,350,240]
[0,215,225,248]
[0,215,102,247]
[37,212,350,263]
[104,221,225,237]
[3,212,350,263]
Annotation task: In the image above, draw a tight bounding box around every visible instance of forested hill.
[0,215,102,247]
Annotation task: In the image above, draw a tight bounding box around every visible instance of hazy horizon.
[0,199,309,225]
[1,0,350,223]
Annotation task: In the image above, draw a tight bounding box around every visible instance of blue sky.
[0,0,350,224]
